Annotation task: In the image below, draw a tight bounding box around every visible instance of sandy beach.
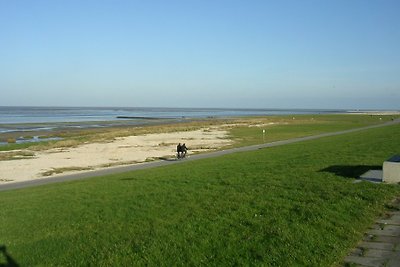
[0,127,232,184]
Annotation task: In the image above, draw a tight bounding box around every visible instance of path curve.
[1,119,399,192]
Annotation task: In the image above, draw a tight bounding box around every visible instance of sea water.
[0,106,345,134]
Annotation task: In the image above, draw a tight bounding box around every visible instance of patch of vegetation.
[6,138,16,144]
[158,142,175,147]
[0,178,14,182]
[145,157,158,162]
[99,161,140,168]
[41,166,94,176]
[0,151,35,161]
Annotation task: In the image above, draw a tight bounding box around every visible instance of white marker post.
[262,129,266,142]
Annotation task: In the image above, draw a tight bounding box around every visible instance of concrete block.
[383,155,400,183]
[360,170,383,183]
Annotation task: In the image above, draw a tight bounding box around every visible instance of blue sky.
[0,0,399,109]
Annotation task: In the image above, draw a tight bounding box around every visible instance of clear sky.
[1,0,399,110]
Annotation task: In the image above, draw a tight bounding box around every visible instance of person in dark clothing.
[177,143,182,158]
[177,143,188,159]
[181,143,187,158]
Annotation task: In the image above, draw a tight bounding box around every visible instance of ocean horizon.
[0,106,349,123]
[0,106,394,135]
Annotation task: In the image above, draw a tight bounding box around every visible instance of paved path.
[343,199,400,267]
[0,119,399,192]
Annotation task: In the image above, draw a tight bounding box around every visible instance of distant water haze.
[0,106,347,125]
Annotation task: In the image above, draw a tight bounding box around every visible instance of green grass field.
[0,117,399,266]
[227,114,397,147]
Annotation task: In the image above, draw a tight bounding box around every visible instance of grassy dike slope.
[1,124,399,266]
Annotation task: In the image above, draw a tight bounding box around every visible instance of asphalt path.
[1,119,399,192]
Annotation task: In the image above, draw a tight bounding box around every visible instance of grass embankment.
[0,121,399,266]
[227,114,397,147]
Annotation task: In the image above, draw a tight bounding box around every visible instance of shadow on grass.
[319,165,381,179]
[0,245,19,267]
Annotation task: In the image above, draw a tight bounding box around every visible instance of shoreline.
[345,111,400,116]
[0,117,197,143]
[2,110,400,145]
[3,106,399,135]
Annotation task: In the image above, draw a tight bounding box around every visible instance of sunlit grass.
[0,123,399,266]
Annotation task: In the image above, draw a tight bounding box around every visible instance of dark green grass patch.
[0,124,399,266]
